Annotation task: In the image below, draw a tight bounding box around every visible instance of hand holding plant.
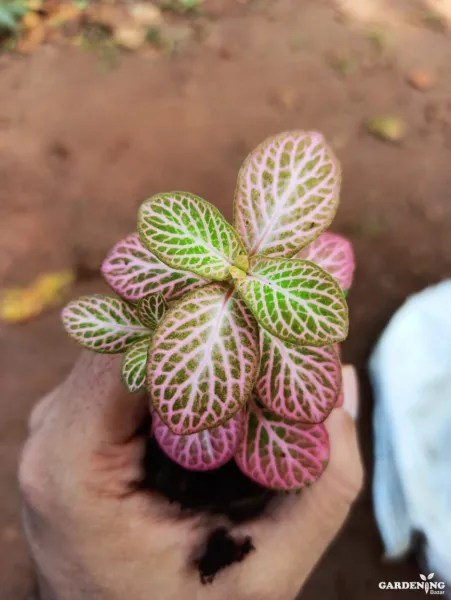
[21,351,363,600]
[62,131,355,491]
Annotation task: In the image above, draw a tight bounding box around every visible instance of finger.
[233,366,363,599]
[54,351,148,446]
[290,364,363,538]
[28,386,60,434]
[341,364,359,419]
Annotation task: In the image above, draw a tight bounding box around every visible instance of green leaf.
[121,338,150,392]
[62,294,150,353]
[147,282,260,435]
[137,292,167,330]
[235,256,348,346]
[138,192,245,281]
[234,131,341,257]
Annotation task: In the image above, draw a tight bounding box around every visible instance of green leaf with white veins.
[235,256,348,346]
[62,295,150,353]
[138,192,245,281]
[121,338,150,392]
[137,292,167,330]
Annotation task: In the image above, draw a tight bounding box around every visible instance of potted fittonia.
[63,130,355,522]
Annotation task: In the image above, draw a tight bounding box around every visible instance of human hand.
[20,352,363,600]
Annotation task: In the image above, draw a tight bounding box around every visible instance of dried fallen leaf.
[130,2,162,27]
[22,10,40,29]
[407,69,434,91]
[114,23,146,50]
[25,0,42,10]
[16,20,46,52]
[0,270,75,324]
[47,3,81,28]
[13,8,47,52]
[366,116,406,143]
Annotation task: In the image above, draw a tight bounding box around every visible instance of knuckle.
[28,390,57,434]
[327,413,365,504]
[19,439,50,510]
[307,449,364,527]
[332,460,364,505]
[321,457,364,521]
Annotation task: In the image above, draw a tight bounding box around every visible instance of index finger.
[53,351,148,446]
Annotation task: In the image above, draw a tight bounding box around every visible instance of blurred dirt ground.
[2,0,451,598]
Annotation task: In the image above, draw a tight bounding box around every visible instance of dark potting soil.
[138,428,276,582]
[195,527,255,584]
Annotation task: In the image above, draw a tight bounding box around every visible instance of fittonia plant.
[62,131,355,491]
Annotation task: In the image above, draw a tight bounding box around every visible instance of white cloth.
[369,281,451,586]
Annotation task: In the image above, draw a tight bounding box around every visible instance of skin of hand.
[20,352,363,600]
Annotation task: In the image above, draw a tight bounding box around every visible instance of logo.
[378,573,446,595]
[420,573,436,595]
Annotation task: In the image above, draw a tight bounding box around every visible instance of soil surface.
[2,0,451,598]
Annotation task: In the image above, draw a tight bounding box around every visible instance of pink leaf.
[235,398,330,490]
[152,411,245,471]
[256,331,342,424]
[101,233,207,302]
[147,283,260,435]
[295,232,355,291]
[234,131,341,258]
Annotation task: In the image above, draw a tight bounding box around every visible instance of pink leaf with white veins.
[295,232,355,291]
[234,131,341,258]
[235,397,330,490]
[152,411,245,471]
[147,283,260,435]
[101,233,207,302]
[256,330,342,424]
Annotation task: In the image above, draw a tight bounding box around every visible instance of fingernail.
[342,365,359,420]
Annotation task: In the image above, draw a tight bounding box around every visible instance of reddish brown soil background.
[2,0,451,598]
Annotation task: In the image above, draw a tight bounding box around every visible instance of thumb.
[302,365,363,523]
[233,366,363,600]
[55,351,148,446]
